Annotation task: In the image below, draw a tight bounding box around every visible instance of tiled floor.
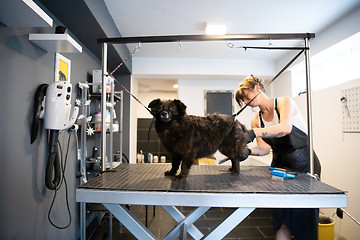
[88,205,275,240]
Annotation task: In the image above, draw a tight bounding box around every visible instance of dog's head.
[148,99,187,123]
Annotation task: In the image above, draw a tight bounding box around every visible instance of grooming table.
[76,164,346,240]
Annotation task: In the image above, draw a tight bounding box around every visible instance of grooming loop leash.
[104,43,153,115]
[109,43,141,76]
[233,48,305,117]
[108,74,152,115]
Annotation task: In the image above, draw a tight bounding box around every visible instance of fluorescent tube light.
[205,24,227,35]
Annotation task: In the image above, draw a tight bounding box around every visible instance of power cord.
[47,130,74,229]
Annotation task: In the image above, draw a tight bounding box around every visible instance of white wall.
[133,58,276,77]
[271,70,292,98]
[276,4,360,73]
[294,78,360,240]
[129,76,138,164]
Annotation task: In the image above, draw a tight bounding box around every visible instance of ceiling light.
[205,23,227,35]
[173,84,178,89]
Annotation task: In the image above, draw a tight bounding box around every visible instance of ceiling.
[102,0,360,61]
[39,0,360,92]
[100,0,360,92]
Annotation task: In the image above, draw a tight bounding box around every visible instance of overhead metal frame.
[99,33,316,174]
[98,33,315,44]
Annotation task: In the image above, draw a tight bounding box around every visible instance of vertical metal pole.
[79,86,87,240]
[109,213,113,240]
[109,78,114,240]
[304,37,314,175]
[101,43,107,172]
[109,78,114,169]
[80,85,87,183]
[80,202,86,240]
[119,90,123,164]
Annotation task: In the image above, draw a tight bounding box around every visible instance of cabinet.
[78,81,123,183]
[78,80,125,240]
[137,118,171,163]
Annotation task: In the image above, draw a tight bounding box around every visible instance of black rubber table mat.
[79,164,344,194]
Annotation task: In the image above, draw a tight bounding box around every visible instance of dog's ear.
[173,99,187,116]
[148,99,161,109]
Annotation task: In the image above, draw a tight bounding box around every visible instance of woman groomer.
[236,75,321,240]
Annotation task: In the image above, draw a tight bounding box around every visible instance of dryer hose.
[45,130,61,190]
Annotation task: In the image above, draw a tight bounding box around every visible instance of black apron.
[259,98,321,175]
[259,98,321,240]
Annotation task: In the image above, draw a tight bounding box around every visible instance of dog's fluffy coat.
[148,99,250,180]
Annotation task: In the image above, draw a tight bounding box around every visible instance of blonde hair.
[235,75,264,107]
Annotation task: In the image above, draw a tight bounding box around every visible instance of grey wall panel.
[0,27,101,239]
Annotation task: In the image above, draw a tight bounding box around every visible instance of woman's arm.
[252,96,296,138]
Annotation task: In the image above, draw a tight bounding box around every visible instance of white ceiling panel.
[103,0,360,60]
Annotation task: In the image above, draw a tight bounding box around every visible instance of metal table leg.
[103,203,159,240]
[80,202,86,240]
[203,207,255,240]
[163,206,209,240]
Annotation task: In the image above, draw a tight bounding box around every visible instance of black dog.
[148,99,251,180]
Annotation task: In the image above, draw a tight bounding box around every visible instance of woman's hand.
[245,129,256,143]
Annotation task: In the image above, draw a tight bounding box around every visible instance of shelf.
[0,0,53,27]
[29,33,82,53]
[94,130,119,134]
[90,93,121,101]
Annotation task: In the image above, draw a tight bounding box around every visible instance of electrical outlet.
[336,208,343,219]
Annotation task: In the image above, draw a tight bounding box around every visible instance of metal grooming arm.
[98,33,315,44]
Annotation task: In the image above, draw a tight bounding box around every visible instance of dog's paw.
[175,174,186,181]
[229,168,240,175]
[164,170,176,176]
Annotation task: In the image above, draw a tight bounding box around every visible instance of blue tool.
[269,167,286,171]
[272,170,295,179]
[218,158,229,165]
[269,167,297,175]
